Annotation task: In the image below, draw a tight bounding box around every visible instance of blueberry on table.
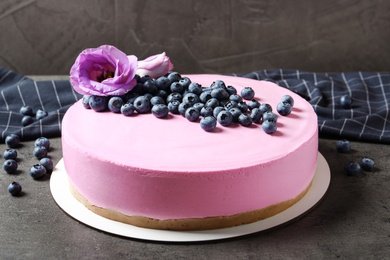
[34,137,50,149]
[226,85,237,96]
[360,157,375,172]
[229,108,243,122]
[39,157,54,174]
[247,99,260,110]
[213,106,225,118]
[344,161,361,176]
[170,82,184,94]
[22,115,35,126]
[152,104,169,118]
[200,106,214,117]
[217,110,233,127]
[8,182,22,196]
[89,95,108,112]
[3,149,17,160]
[120,103,135,116]
[276,102,292,116]
[200,116,217,132]
[185,107,200,122]
[33,146,48,160]
[281,95,294,106]
[3,159,18,174]
[188,82,202,95]
[167,72,182,83]
[238,114,253,127]
[250,108,262,124]
[182,93,200,106]
[263,112,278,123]
[229,94,242,103]
[167,100,180,114]
[262,120,277,134]
[150,96,165,106]
[133,96,151,114]
[178,102,191,116]
[20,105,34,116]
[340,95,353,109]
[240,87,255,100]
[29,164,47,180]
[108,96,124,113]
[5,134,20,148]
[336,140,351,153]
[82,95,91,109]
[36,109,48,120]
[259,103,272,114]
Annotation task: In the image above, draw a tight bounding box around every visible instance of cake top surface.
[63,74,317,174]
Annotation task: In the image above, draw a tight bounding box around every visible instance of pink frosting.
[62,75,318,220]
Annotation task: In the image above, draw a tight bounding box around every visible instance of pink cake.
[62,74,318,231]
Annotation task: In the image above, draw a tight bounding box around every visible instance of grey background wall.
[0,0,389,75]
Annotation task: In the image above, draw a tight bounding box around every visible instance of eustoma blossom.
[70,45,138,96]
[136,52,174,78]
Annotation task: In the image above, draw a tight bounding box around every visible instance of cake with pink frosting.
[62,46,318,231]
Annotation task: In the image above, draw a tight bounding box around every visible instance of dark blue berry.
[241,87,255,100]
[182,93,200,106]
[336,140,351,153]
[82,95,91,109]
[120,103,135,116]
[29,164,47,180]
[89,96,108,112]
[144,93,153,100]
[250,108,263,123]
[108,97,124,113]
[238,114,252,127]
[3,149,17,160]
[263,112,278,123]
[35,137,50,149]
[5,134,20,148]
[8,182,22,196]
[200,106,214,117]
[167,100,181,114]
[3,159,18,174]
[170,82,184,94]
[39,157,54,174]
[20,105,33,116]
[237,101,249,113]
[166,92,182,103]
[124,92,140,104]
[33,146,47,160]
[229,94,242,103]
[199,91,212,103]
[211,88,229,100]
[133,96,151,114]
[217,110,233,126]
[179,77,191,89]
[139,75,152,84]
[213,106,225,118]
[142,80,158,95]
[281,95,294,106]
[211,80,226,89]
[226,85,237,95]
[360,157,375,172]
[156,90,168,100]
[185,107,200,122]
[229,108,242,122]
[340,95,353,109]
[225,100,238,110]
[152,104,169,118]
[22,115,35,126]
[155,76,171,92]
[167,72,182,83]
[192,102,205,112]
[200,116,217,132]
[188,82,202,95]
[150,96,165,106]
[205,98,220,109]
[178,102,191,116]
[247,99,260,110]
[344,161,361,176]
[262,120,277,134]
[276,102,292,116]
[36,109,48,120]
[259,103,272,113]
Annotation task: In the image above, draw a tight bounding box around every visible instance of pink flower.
[136,52,174,78]
[70,45,138,96]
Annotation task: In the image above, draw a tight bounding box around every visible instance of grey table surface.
[1,78,390,259]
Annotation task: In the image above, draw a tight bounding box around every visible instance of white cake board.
[50,152,330,242]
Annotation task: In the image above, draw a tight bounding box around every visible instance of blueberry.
[229,108,242,122]
[108,97,124,113]
[155,76,171,92]
[142,79,158,95]
[166,92,182,103]
[3,149,17,160]
[5,134,20,148]
[336,140,351,153]
[211,80,226,89]
[213,106,226,118]
[211,88,229,100]
[241,87,255,100]
[237,101,249,113]
[156,90,168,100]
[250,108,263,123]
[229,94,242,103]
[178,102,191,116]
[124,92,140,104]
[199,91,212,103]
[185,107,200,122]
[120,103,135,116]
[360,157,375,172]
[205,98,220,109]
[139,75,152,84]
[217,110,233,126]
[188,82,202,95]
[192,102,205,112]
[344,161,361,176]
[167,100,181,114]
[33,146,48,160]
[8,182,22,196]
[226,85,237,95]
[224,101,238,110]
[238,114,253,127]
[200,116,217,132]
[144,93,153,100]
[182,93,200,106]
[340,95,353,109]
[20,105,34,116]
[259,103,272,113]
[150,96,165,106]
[36,109,48,120]
[263,112,278,123]
[29,164,47,180]
[3,159,18,174]
[262,120,277,134]
[34,137,50,149]
[179,77,191,89]
[170,82,184,94]
[152,104,169,118]
[133,96,151,114]
[200,106,214,117]
[281,95,294,106]
[167,72,182,83]
[39,157,54,174]
[22,115,35,126]
[247,99,260,110]
[276,102,292,116]
[82,95,91,109]
[89,95,108,112]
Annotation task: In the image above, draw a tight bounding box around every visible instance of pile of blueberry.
[336,139,375,176]
[2,134,53,196]
[19,106,48,126]
[82,72,294,134]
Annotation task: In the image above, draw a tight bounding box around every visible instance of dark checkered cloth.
[1,68,389,144]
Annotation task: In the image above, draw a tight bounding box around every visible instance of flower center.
[97,70,114,83]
